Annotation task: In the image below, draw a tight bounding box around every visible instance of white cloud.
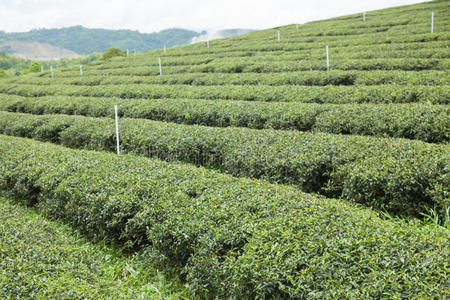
[0,0,429,33]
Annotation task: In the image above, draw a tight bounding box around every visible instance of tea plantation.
[0,0,448,298]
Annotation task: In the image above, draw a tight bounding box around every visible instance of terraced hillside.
[0,0,449,298]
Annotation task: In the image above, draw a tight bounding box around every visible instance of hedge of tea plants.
[0,111,447,218]
[0,135,448,299]
[0,83,448,104]
[0,94,447,142]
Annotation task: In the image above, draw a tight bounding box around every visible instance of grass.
[0,195,191,299]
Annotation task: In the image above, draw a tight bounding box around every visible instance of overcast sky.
[1,0,429,33]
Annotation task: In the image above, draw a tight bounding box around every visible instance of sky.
[0,0,429,33]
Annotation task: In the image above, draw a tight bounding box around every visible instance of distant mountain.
[0,26,203,55]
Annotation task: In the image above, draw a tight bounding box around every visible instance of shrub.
[29,61,42,73]
[100,47,126,60]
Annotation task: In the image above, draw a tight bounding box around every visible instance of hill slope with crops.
[0,1,448,298]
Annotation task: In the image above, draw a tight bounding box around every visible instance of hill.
[0,40,80,60]
[0,50,101,77]
[0,0,448,298]
[0,26,201,55]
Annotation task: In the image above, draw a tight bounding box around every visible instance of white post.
[126,49,129,57]
[363,12,366,21]
[326,45,329,71]
[431,12,434,33]
[164,44,167,53]
[40,65,43,73]
[277,30,280,42]
[79,65,83,76]
[296,24,299,31]
[114,105,120,155]
[158,57,162,76]
[50,65,54,78]
[206,40,210,48]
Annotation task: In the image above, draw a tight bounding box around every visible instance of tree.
[29,61,42,73]
[0,69,7,78]
[100,47,125,60]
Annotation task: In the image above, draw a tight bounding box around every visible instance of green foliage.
[421,206,450,230]
[100,47,126,60]
[0,196,190,299]
[0,70,6,78]
[0,51,31,71]
[0,135,448,299]
[0,111,447,218]
[28,61,42,73]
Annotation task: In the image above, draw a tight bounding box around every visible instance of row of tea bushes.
[11,70,450,86]
[0,95,447,142]
[0,135,448,298]
[1,83,448,104]
[0,111,447,217]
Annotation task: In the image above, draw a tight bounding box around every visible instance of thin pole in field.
[164,44,167,53]
[363,12,366,21]
[158,57,162,76]
[431,12,434,33]
[50,65,54,77]
[114,105,120,155]
[206,40,210,48]
[80,65,83,76]
[40,65,43,73]
[277,30,280,42]
[326,45,329,71]
[296,24,299,30]
[126,49,129,57]
[133,49,136,56]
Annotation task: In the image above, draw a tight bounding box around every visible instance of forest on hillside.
[0,26,203,54]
